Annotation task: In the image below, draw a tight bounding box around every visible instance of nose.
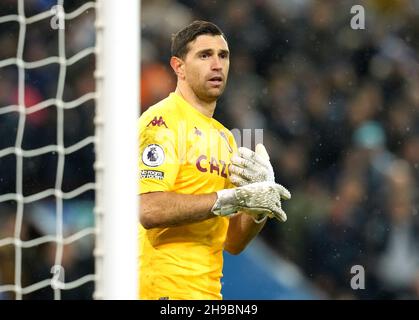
[211,56,222,71]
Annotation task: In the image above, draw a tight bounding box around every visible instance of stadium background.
[1,0,419,299]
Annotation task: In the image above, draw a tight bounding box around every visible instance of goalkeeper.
[138,20,291,300]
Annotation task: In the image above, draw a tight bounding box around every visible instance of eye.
[219,53,228,59]
[200,53,209,59]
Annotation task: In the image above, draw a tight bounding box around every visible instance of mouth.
[208,76,223,86]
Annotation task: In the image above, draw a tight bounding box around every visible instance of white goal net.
[0,0,139,300]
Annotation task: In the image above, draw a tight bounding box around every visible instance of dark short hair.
[171,20,226,59]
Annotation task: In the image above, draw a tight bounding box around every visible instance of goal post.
[94,0,140,300]
[95,0,140,299]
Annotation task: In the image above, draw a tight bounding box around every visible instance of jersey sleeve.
[138,112,180,194]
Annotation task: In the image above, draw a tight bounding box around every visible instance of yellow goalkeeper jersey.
[138,92,237,300]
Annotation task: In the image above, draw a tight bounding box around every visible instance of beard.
[191,79,227,103]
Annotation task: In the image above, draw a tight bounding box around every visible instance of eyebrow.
[196,49,230,56]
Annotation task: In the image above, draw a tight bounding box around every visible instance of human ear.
[170,56,185,80]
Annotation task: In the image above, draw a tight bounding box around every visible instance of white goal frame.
[94,0,139,300]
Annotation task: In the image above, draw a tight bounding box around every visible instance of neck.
[175,84,216,118]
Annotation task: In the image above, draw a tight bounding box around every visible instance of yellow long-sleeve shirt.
[138,92,237,300]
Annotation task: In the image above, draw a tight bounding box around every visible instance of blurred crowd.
[1,0,419,299]
[142,0,419,299]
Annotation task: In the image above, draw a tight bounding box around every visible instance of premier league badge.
[142,144,165,167]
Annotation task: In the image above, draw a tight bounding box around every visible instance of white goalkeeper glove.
[228,144,291,222]
[211,181,291,222]
[229,144,275,187]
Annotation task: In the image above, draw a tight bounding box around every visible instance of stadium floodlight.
[0,0,139,300]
